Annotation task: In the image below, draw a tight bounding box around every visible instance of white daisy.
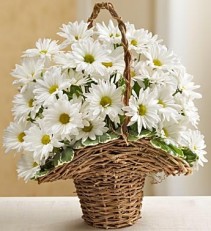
[71,39,108,75]
[43,98,83,139]
[101,46,125,76]
[77,117,108,142]
[155,86,181,122]
[157,120,184,145]
[145,44,180,70]
[90,47,124,83]
[12,83,39,122]
[96,20,121,44]
[85,80,123,123]
[54,52,75,69]
[58,21,93,47]
[17,152,40,182]
[66,93,83,106]
[175,95,200,127]
[123,88,160,133]
[129,61,145,87]
[149,71,176,88]
[11,58,44,85]
[172,68,202,99]
[126,23,159,53]
[3,121,29,153]
[64,68,90,86]
[88,72,110,83]
[132,62,176,88]
[23,38,60,60]
[179,130,207,167]
[24,122,63,163]
[34,67,70,107]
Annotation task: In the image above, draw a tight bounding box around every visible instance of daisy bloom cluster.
[3,20,207,182]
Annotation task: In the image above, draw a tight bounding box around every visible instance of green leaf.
[127,127,139,141]
[108,132,120,140]
[130,123,138,133]
[70,85,82,96]
[133,82,141,95]
[73,140,84,149]
[98,133,111,143]
[119,115,125,124]
[34,169,50,179]
[82,132,120,147]
[82,138,99,146]
[64,85,82,100]
[128,133,140,142]
[53,147,74,167]
[182,148,198,165]
[150,138,186,159]
[143,78,150,89]
[139,129,154,138]
[150,138,172,153]
[168,144,184,157]
[128,129,154,142]
[118,77,125,87]
[102,132,120,142]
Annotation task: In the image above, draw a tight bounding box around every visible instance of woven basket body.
[39,139,191,229]
[74,171,145,229]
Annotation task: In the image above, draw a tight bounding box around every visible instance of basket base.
[74,172,146,229]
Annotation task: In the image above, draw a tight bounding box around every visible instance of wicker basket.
[38,2,192,229]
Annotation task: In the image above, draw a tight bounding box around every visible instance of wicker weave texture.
[39,139,191,184]
[39,139,191,229]
[75,173,145,229]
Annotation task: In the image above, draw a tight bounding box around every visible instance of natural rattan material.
[74,175,146,229]
[38,139,192,229]
[38,2,192,229]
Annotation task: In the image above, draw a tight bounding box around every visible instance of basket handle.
[87,2,131,141]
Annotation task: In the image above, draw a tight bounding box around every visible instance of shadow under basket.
[38,138,192,229]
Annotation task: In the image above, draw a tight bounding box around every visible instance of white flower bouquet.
[3,2,207,229]
[3,3,206,182]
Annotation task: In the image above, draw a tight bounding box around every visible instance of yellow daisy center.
[84,54,95,64]
[82,123,93,133]
[110,33,120,37]
[49,84,58,94]
[32,162,38,168]
[102,62,113,68]
[40,50,48,54]
[153,59,163,66]
[131,39,138,46]
[28,99,34,107]
[138,104,147,116]
[75,35,79,40]
[59,113,70,124]
[100,96,112,108]
[158,99,166,107]
[163,128,169,137]
[131,70,136,78]
[17,132,25,142]
[41,134,51,145]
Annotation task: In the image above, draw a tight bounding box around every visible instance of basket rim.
[38,137,192,184]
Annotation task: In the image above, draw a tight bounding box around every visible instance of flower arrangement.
[3,10,207,183]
